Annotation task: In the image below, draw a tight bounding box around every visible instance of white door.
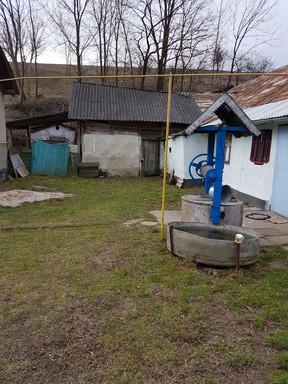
[271,125,288,217]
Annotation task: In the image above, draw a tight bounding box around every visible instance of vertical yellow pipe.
[161,73,173,240]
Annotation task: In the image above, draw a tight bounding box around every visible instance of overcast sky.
[259,0,288,68]
[38,0,288,70]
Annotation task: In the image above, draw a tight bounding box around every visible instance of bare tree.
[89,0,116,82]
[46,0,92,80]
[171,0,213,91]
[27,0,47,97]
[131,0,213,91]
[0,0,47,101]
[0,0,28,101]
[226,0,278,87]
[210,0,229,91]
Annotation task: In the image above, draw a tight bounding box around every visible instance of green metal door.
[142,139,160,176]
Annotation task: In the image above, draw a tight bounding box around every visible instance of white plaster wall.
[83,132,141,176]
[0,92,7,172]
[183,134,209,179]
[31,125,75,143]
[223,124,277,204]
[166,134,208,179]
[166,136,184,177]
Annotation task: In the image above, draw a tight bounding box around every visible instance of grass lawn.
[0,176,288,384]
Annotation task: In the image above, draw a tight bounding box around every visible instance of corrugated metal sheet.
[205,99,288,126]
[192,92,220,111]
[230,65,288,108]
[185,93,260,136]
[31,140,69,177]
[245,99,288,122]
[68,83,201,124]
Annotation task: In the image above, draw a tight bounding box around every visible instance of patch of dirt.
[87,249,122,273]
[0,190,73,207]
[193,296,277,384]
[268,260,288,269]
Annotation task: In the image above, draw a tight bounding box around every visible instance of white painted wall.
[183,134,209,179]
[83,132,141,176]
[223,123,277,206]
[0,92,7,179]
[165,134,208,179]
[31,125,75,144]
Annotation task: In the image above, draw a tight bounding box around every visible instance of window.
[250,130,272,165]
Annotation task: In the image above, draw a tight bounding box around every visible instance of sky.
[260,0,288,68]
[38,0,288,69]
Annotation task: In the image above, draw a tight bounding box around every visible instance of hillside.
[4,63,251,121]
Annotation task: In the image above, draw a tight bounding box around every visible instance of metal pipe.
[161,73,173,240]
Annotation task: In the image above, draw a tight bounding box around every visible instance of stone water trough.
[167,222,260,267]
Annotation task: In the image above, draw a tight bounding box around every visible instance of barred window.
[250,130,272,165]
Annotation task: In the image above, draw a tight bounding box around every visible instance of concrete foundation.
[181,194,244,226]
[167,222,260,267]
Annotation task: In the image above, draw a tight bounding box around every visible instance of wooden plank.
[10,154,30,178]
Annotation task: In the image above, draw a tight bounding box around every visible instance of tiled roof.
[68,82,201,124]
[229,65,288,108]
[0,46,19,95]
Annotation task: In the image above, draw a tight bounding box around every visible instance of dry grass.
[0,176,287,383]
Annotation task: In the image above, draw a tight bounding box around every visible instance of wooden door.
[142,139,160,176]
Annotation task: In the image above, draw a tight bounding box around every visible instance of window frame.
[250,129,272,165]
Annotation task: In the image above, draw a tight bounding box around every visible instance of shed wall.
[31,125,75,144]
[82,132,141,177]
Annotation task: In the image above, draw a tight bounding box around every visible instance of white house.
[167,92,288,218]
[223,100,288,216]
[0,46,19,181]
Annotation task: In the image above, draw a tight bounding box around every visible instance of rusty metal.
[235,243,240,271]
[231,65,288,108]
[168,224,175,256]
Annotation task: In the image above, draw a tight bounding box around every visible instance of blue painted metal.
[187,130,227,224]
[188,153,215,185]
[31,140,70,177]
[194,126,249,134]
[204,168,217,194]
[210,131,226,224]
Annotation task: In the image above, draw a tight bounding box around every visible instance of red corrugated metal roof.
[229,65,288,108]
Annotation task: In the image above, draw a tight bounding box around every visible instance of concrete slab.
[243,219,273,229]
[271,223,288,232]
[256,227,286,237]
[264,235,288,246]
[149,210,181,225]
[260,238,276,247]
[141,221,159,227]
[266,212,288,224]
